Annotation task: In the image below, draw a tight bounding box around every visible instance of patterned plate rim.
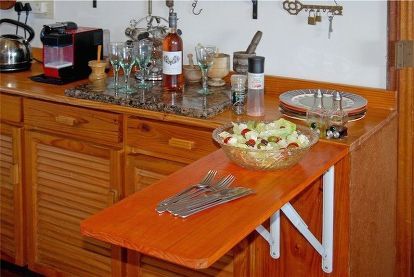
[279,89,368,113]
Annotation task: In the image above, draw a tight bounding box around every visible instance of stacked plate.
[279,89,368,121]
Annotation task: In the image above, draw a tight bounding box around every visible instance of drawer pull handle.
[168,138,195,150]
[55,115,79,126]
[107,189,120,205]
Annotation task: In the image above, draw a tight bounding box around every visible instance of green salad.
[218,119,310,150]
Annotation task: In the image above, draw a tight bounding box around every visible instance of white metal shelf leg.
[255,210,280,259]
[270,211,280,258]
[322,166,334,273]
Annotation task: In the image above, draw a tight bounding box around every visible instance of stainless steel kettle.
[0,18,35,72]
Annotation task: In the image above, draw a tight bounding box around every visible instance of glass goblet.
[134,40,153,89]
[195,45,216,95]
[119,44,136,93]
[108,42,124,91]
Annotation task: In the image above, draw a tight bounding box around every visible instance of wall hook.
[252,0,258,19]
[192,0,202,15]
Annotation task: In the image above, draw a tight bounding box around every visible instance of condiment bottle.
[326,91,348,139]
[162,11,184,92]
[231,74,247,115]
[247,56,265,116]
[306,89,327,137]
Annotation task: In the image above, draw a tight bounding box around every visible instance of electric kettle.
[0,18,35,72]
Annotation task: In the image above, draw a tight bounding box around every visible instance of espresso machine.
[31,22,103,84]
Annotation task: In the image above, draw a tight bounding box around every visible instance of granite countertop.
[65,78,232,119]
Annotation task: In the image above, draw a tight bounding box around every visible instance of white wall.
[1,0,388,88]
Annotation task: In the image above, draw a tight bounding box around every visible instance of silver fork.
[176,188,255,218]
[156,170,217,213]
[167,174,236,214]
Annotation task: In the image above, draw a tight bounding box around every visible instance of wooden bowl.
[183,65,202,83]
[208,53,230,87]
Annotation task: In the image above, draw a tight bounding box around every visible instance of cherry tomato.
[245,139,255,147]
[241,128,250,137]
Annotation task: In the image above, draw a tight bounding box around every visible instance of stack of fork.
[156,170,255,218]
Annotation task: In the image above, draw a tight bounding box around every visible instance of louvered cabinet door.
[125,154,188,196]
[0,124,25,265]
[124,154,235,277]
[25,131,122,277]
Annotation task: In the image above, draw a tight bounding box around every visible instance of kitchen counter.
[0,61,397,150]
[0,61,398,276]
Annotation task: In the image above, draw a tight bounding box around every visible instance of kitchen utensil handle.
[168,137,195,150]
[246,31,263,54]
[55,115,79,126]
[0,18,35,42]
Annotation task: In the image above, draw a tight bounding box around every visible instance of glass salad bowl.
[212,119,319,170]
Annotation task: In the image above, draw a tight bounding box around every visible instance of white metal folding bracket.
[255,166,335,273]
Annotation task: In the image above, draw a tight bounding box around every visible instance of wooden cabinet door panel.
[0,124,24,265]
[0,94,22,123]
[26,131,122,276]
[125,154,187,196]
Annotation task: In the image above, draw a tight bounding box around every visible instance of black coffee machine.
[32,22,103,84]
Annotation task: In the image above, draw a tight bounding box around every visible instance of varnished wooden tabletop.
[81,141,348,269]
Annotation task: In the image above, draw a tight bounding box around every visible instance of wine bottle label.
[248,73,264,89]
[162,51,182,75]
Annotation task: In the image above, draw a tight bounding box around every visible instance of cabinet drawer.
[24,99,122,144]
[127,118,218,162]
[0,94,22,123]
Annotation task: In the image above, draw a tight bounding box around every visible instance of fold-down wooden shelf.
[81,141,348,270]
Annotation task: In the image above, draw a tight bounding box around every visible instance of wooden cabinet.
[0,124,25,266]
[23,99,124,276]
[0,94,25,266]
[24,130,123,276]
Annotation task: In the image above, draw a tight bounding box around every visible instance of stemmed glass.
[119,44,136,93]
[195,44,216,95]
[108,42,124,91]
[133,40,153,89]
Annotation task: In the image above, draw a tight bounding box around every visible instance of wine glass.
[108,42,124,91]
[195,44,216,95]
[119,44,136,93]
[133,40,153,89]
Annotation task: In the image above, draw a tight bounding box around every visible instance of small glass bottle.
[247,56,265,117]
[231,74,247,115]
[162,11,184,92]
[306,89,327,137]
[326,91,348,139]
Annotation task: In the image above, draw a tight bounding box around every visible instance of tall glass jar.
[231,74,247,115]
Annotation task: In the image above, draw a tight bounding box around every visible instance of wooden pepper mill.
[88,45,107,91]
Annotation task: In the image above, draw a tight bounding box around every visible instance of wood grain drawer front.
[0,94,22,123]
[0,134,16,259]
[127,118,217,162]
[24,99,121,144]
